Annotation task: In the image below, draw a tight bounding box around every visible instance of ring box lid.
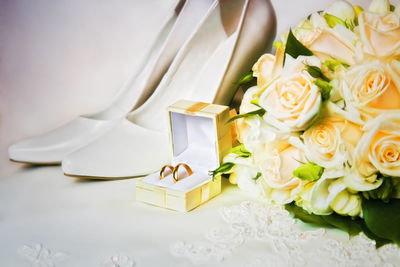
[168,100,230,173]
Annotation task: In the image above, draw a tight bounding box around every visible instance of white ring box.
[136,100,232,212]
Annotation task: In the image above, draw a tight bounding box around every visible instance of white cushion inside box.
[141,111,219,192]
[141,171,210,192]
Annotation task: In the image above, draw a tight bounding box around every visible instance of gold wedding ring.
[159,165,174,180]
[172,163,193,183]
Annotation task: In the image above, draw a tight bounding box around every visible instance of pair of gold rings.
[159,163,193,183]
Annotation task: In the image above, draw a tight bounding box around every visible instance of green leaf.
[362,198,400,246]
[284,29,313,64]
[285,202,391,247]
[305,65,330,82]
[321,213,363,237]
[293,162,324,182]
[307,10,323,20]
[209,162,235,178]
[237,71,254,85]
[227,108,266,123]
[252,172,262,181]
[285,202,332,227]
[360,221,392,248]
[323,59,350,72]
[324,13,347,28]
[250,99,262,109]
[313,80,333,101]
[362,177,393,203]
[273,40,284,49]
[229,144,251,158]
[390,4,395,12]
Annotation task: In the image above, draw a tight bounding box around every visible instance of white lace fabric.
[171,201,400,266]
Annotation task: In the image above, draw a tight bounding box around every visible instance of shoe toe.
[62,119,171,178]
[8,117,117,164]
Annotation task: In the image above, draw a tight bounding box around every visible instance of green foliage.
[323,59,349,71]
[307,10,323,20]
[362,198,400,246]
[227,108,266,123]
[286,202,331,226]
[229,145,251,158]
[252,172,262,181]
[284,29,313,64]
[209,162,235,178]
[360,222,392,248]
[293,162,324,182]
[324,13,347,28]
[313,80,333,101]
[285,203,363,236]
[285,202,393,248]
[273,40,284,49]
[237,71,255,85]
[305,65,330,82]
[324,13,355,30]
[362,177,393,203]
[321,212,363,237]
[250,99,262,109]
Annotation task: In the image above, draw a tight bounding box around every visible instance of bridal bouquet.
[214,0,400,247]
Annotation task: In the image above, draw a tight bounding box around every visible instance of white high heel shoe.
[8,0,214,164]
[62,0,276,178]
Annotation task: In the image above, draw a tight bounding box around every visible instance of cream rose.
[356,112,400,178]
[294,10,357,64]
[301,116,363,169]
[344,60,400,118]
[303,120,346,169]
[239,86,259,115]
[358,11,400,58]
[235,87,266,146]
[252,47,284,89]
[254,142,305,204]
[237,87,291,153]
[258,56,322,132]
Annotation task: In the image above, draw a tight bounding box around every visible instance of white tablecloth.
[2,0,396,266]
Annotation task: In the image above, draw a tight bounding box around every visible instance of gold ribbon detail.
[186,102,209,113]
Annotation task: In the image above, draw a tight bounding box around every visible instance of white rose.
[237,116,277,154]
[368,0,390,15]
[330,187,362,217]
[326,0,356,22]
[298,176,361,216]
[223,153,261,196]
[343,60,400,119]
[258,56,322,133]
